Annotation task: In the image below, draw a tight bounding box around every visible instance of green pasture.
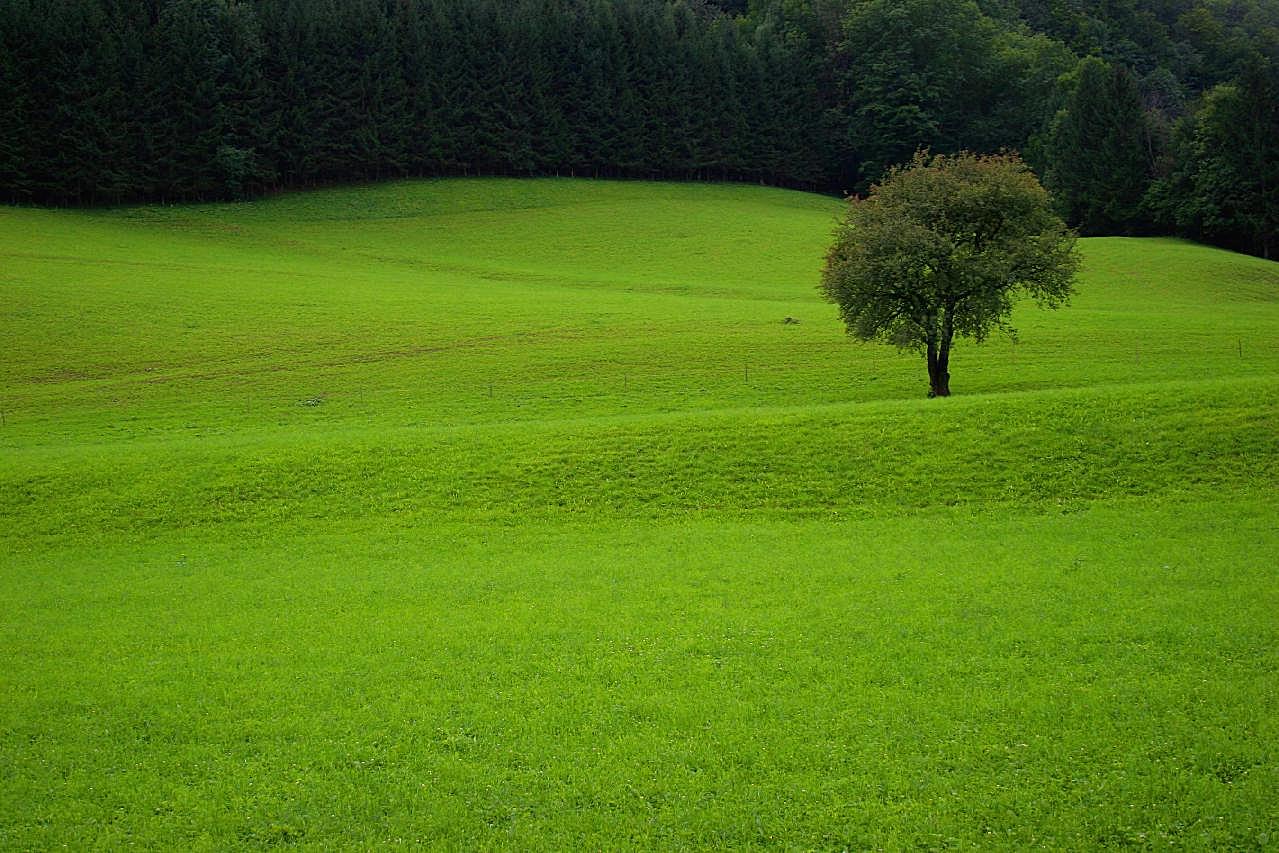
[2,179,1277,848]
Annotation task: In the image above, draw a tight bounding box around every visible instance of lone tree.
[821,150,1079,397]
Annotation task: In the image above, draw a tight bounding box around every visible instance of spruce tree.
[1046,56,1153,234]
[0,29,29,201]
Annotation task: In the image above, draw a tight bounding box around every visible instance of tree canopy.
[821,151,1079,397]
[0,0,1275,258]
[1045,56,1153,235]
[1147,58,1279,259]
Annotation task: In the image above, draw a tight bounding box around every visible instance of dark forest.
[1,0,1276,256]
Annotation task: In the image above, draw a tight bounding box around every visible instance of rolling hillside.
[2,179,1277,848]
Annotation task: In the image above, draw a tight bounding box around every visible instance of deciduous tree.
[1183,60,1279,259]
[821,151,1079,397]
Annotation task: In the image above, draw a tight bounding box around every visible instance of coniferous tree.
[662,2,702,177]
[418,0,467,174]
[3,0,1273,219]
[146,0,265,200]
[1046,56,1153,234]
[308,0,359,181]
[0,25,30,201]
[342,0,404,180]
[257,0,322,187]
[27,0,123,203]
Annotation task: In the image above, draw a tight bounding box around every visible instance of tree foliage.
[1045,56,1153,235]
[0,0,1275,258]
[831,0,1072,190]
[821,151,1079,398]
[1147,58,1279,259]
[0,0,832,204]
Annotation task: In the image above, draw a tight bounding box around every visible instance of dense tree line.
[1,0,1276,257]
[747,0,1279,258]
[0,0,831,203]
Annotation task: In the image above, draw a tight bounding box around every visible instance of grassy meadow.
[2,178,1277,848]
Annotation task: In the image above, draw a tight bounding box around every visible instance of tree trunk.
[931,348,951,397]
[926,316,953,398]
[925,340,949,398]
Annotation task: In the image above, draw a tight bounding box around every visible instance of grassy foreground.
[2,179,1278,848]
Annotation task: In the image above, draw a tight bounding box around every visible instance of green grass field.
[3,178,1277,849]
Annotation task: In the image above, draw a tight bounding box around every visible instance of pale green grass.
[2,178,1277,848]
[4,180,1277,449]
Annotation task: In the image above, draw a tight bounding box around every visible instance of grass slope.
[2,178,1278,848]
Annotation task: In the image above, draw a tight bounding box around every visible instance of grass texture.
[2,178,1278,849]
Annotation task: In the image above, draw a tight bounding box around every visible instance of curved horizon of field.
[2,178,1277,848]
